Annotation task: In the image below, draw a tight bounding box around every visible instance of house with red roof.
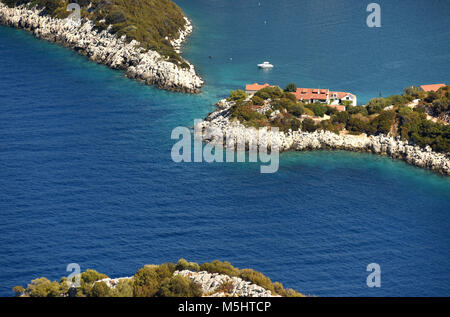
[291,87,357,110]
[245,83,271,94]
[292,88,330,104]
[420,84,446,92]
[329,91,357,107]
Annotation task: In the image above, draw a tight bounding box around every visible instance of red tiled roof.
[420,84,446,92]
[291,88,329,101]
[245,83,270,91]
[330,91,355,99]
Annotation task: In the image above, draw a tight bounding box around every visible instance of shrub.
[403,85,424,99]
[284,92,298,102]
[347,105,368,115]
[302,118,317,132]
[251,95,265,106]
[366,98,385,114]
[331,111,349,124]
[255,86,284,100]
[239,269,275,293]
[284,83,297,92]
[369,111,395,135]
[228,89,248,102]
[81,269,108,284]
[346,117,368,134]
[26,277,61,297]
[157,275,202,297]
[230,103,268,126]
[175,259,200,272]
[320,120,341,134]
[312,103,327,117]
[12,285,25,297]
[325,106,338,116]
[111,279,134,297]
[289,104,305,117]
[200,260,240,277]
[90,281,111,297]
[132,266,162,297]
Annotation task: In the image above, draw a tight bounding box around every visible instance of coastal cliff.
[0,2,203,93]
[197,99,450,175]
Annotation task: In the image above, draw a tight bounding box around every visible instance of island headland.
[197,83,450,175]
[12,259,305,297]
[0,0,203,93]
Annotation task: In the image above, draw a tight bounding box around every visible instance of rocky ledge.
[92,270,280,297]
[0,3,203,93]
[174,270,280,297]
[196,100,450,176]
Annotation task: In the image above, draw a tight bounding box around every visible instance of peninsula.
[197,83,450,175]
[0,0,203,93]
[12,259,304,297]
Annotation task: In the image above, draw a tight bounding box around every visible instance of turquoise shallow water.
[0,0,450,296]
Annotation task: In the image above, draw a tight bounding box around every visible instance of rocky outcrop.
[0,3,203,93]
[174,270,280,297]
[170,17,193,54]
[95,277,132,289]
[197,100,450,175]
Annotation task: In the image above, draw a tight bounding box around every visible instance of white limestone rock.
[0,3,203,93]
[197,100,450,176]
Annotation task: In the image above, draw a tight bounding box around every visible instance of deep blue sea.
[0,0,449,297]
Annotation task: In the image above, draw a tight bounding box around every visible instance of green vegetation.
[13,259,304,297]
[2,0,189,67]
[224,84,450,153]
[284,82,297,92]
[421,85,450,122]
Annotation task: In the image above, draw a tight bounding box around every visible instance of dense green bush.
[311,103,327,117]
[421,86,449,119]
[369,111,395,135]
[199,260,240,277]
[4,0,189,66]
[230,102,268,127]
[398,107,450,152]
[284,83,297,92]
[14,260,304,297]
[346,105,368,115]
[366,98,385,114]
[251,95,265,106]
[111,279,133,297]
[331,111,350,124]
[346,117,369,134]
[133,266,165,297]
[302,118,317,132]
[228,89,248,102]
[80,269,108,284]
[175,258,200,272]
[157,275,202,297]
[255,86,284,100]
[403,85,424,99]
[90,281,111,297]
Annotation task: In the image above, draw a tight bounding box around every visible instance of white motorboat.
[257,61,274,69]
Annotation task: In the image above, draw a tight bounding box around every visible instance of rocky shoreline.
[0,3,203,93]
[174,270,280,297]
[79,270,281,297]
[197,100,450,176]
